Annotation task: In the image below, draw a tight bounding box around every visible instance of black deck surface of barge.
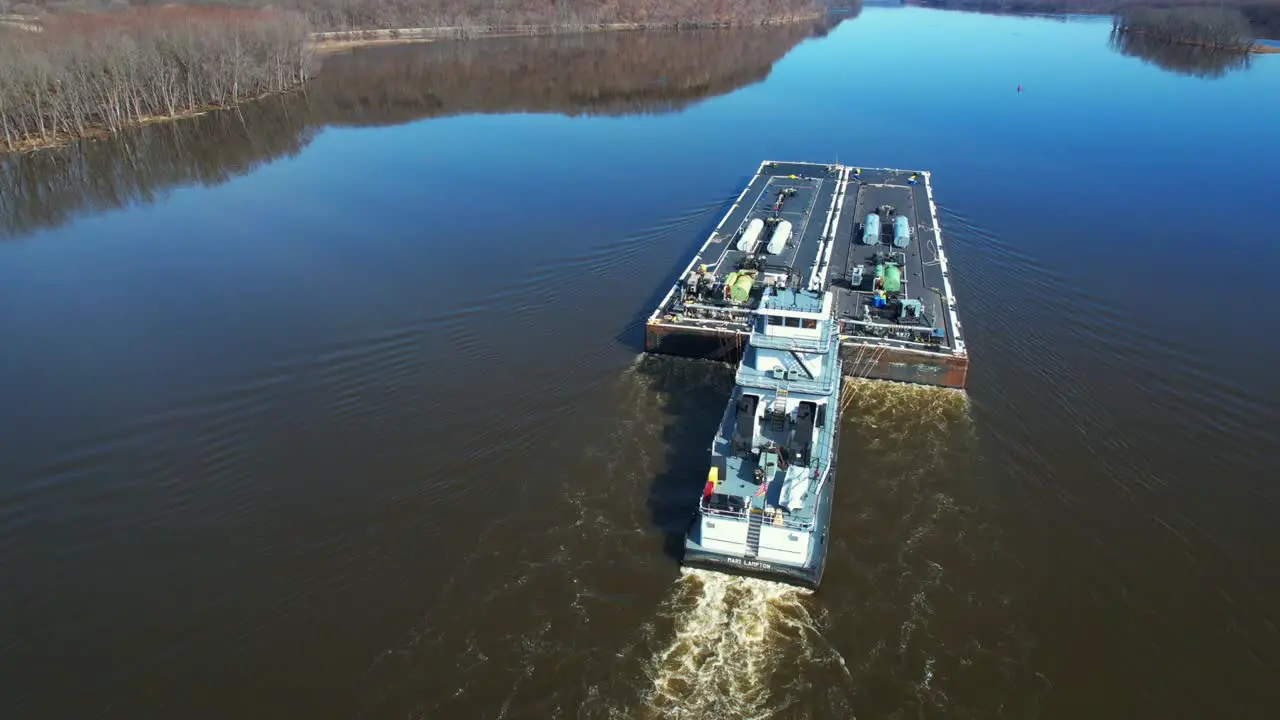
[699,163,842,282]
[645,161,969,389]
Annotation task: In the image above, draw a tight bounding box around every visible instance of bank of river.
[1115,25,1280,54]
[311,15,823,53]
[1,15,821,154]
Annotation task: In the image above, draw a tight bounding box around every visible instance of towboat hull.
[681,523,829,590]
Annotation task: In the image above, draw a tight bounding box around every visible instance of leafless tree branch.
[1,5,316,152]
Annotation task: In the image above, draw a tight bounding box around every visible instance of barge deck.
[644,160,969,389]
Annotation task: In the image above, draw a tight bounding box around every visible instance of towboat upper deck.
[707,288,839,532]
[645,160,969,389]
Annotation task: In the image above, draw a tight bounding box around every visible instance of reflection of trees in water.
[1109,29,1252,78]
[306,20,838,125]
[916,1,1280,38]
[0,99,317,238]
[0,19,841,239]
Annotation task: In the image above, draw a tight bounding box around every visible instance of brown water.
[2,9,1279,719]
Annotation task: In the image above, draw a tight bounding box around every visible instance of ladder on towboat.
[745,507,764,559]
[771,389,788,431]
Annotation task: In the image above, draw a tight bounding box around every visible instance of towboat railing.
[678,302,754,316]
[698,499,818,531]
[747,330,834,353]
[801,368,838,510]
[735,366,839,395]
[698,505,748,521]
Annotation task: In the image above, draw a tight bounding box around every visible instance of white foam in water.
[624,568,830,720]
[597,366,974,719]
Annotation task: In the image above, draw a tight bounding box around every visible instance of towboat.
[681,283,841,589]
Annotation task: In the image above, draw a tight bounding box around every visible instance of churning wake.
[621,568,848,720]
[608,374,976,719]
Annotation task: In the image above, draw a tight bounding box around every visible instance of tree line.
[1114,6,1253,50]
[4,0,826,30]
[1,1,828,152]
[279,0,823,31]
[912,1,1280,39]
[0,5,315,152]
[1,17,841,238]
[913,0,1279,10]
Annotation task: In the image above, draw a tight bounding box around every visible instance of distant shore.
[310,17,823,54]
[307,10,1279,56]
[1111,5,1272,56]
[1115,26,1280,54]
[906,1,1280,53]
[305,19,1280,56]
[2,14,821,154]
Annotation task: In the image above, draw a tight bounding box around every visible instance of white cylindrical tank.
[766,220,792,254]
[737,218,765,252]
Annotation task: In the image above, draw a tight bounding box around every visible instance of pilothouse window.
[785,317,801,328]
[802,319,817,329]
[768,315,784,326]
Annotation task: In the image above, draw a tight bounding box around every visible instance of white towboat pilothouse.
[681,283,842,589]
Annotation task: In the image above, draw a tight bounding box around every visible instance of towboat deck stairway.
[745,508,765,559]
[771,389,789,430]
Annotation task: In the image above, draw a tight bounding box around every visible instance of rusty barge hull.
[644,322,970,389]
[643,160,969,390]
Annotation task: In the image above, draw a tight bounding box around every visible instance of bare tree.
[1,5,317,151]
[35,0,828,32]
[1116,6,1253,50]
[2,0,834,151]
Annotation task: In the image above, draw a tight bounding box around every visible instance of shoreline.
[7,10,1271,155]
[311,16,823,53]
[2,87,304,155]
[905,3,1279,54]
[1115,26,1279,55]
[3,16,822,153]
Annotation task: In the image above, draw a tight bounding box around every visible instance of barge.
[644,161,968,389]
[683,285,842,589]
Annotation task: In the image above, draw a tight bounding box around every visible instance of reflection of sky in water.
[5,6,1280,253]
[4,5,1275,399]
[64,6,1276,372]
[287,8,1280,218]
[303,9,1278,171]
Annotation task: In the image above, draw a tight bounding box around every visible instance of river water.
[2,7,1278,719]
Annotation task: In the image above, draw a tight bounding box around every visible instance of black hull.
[646,319,969,389]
